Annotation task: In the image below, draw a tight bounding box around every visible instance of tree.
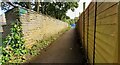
[34,0,40,13]
[1,0,79,20]
[39,2,78,20]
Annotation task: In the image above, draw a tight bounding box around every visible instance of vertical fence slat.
[118,1,120,64]
[83,2,86,48]
[87,6,89,62]
[93,2,97,65]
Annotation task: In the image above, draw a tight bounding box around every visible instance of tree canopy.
[1,1,79,20]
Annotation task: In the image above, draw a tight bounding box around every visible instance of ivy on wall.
[0,7,70,64]
[0,20,27,64]
[0,19,70,64]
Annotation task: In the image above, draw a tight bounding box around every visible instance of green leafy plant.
[0,20,70,64]
[0,21,27,64]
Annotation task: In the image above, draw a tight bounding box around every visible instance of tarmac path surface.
[28,29,85,64]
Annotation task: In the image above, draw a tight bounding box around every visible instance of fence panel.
[95,2,119,63]
[84,8,89,58]
[87,2,95,63]
[77,1,120,64]
[79,13,84,43]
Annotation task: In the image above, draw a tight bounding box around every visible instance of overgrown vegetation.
[0,1,73,64]
[0,21,27,64]
[63,17,79,25]
[0,20,70,64]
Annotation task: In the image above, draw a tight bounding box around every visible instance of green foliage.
[0,21,70,64]
[16,2,78,20]
[2,1,78,21]
[0,22,27,64]
[63,18,75,25]
[39,2,78,20]
[28,40,51,56]
[63,17,79,25]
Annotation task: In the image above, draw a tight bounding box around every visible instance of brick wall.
[2,8,68,49]
[20,12,68,48]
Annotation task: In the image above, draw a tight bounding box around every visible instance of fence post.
[118,1,120,64]
[93,2,97,65]
[83,2,86,49]
[87,7,89,62]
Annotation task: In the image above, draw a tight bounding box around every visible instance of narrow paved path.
[28,29,85,63]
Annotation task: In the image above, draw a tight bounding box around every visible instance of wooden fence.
[76,2,120,64]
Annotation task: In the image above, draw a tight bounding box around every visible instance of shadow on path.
[27,29,86,64]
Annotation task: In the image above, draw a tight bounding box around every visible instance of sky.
[0,3,2,15]
[66,0,92,19]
